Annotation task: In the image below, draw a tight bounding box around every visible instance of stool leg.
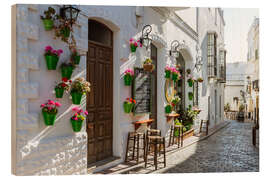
[143,133,146,161]
[154,140,158,170]
[177,127,180,148]
[206,121,209,135]
[132,134,136,160]
[181,126,183,147]
[145,139,149,168]
[199,120,203,134]
[168,125,172,147]
[136,134,140,164]
[163,137,166,167]
[172,127,175,145]
[125,132,130,162]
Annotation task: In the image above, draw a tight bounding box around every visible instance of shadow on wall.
[201,34,208,97]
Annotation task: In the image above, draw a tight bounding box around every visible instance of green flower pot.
[60,27,70,38]
[172,73,178,82]
[70,119,83,132]
[130,44,137,53]
[165,105,172,114]
[61,66,73,79]
[188,80,193,87]
[71,91,83,105]
[55,87,64,98]
[42,111,57,126]
[124,74,132,86]
[45,55,59,70]
[123,103,133,113]
[42,19,54,31]
[188,93,193,101]
[165,71,171,78]
[72,55,81,65]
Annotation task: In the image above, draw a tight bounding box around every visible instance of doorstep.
[87,156,122,174]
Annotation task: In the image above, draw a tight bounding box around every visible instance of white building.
[11,5,226,175]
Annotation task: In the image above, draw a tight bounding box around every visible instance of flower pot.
[123,103,133,113]
[61,66,73,79]
[188,80,193,87]
[165,105,172,114]
[143,64,154,72]
[45,55,59,70]
[71,91,83,105]
[165,71,171,78]
[55,87,64,98]
[130,44,137,53]
[60,27,70,38]
[42,111,56,126]
[70,119,83,132]
[188,94,193,101]
[72,55,81,65]
[124,74,132,86]
[172,73,178,82]
[42,19,54,31]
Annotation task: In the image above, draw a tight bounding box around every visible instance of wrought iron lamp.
[60,5,81,26]
[139,25,152,50]
[169,40,180,58]
[194,45,203,72]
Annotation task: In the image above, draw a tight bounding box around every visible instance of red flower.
[69,80,72,83]
[171,103,175,107]
[61,83,67,87]
[62,77,68,82]
[133,100,136,104]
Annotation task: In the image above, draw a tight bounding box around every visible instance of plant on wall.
[70,77,91,105]
[186,68,191,74]
[129,38,142,53]
[123,98,136,113]
[54,16,72,43]
[171,67,181,82]
[44,46,63,70]
[40,6,57,31]
[70,106,88,132]
[40,99,62,126]
[165,103,173,114]
[70,48,81,65]
[54,78,72,98]
[124,68,134,86]
[197,77,203,83]
[60,61,76,80]
[143,58,155,72]
[188,92,193,100]
[187,74,195,87]
[165,66,172,79]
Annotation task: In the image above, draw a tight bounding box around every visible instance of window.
[219,50,226,82]
[193,81,199,106]
[207,33,217,77]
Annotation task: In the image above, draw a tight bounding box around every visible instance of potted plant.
[60,62,76,80]
[54,78,72,98]
[171,96,181,111]
[70,106,88,132]
[44,46,63,70]
[197,77,204,83]
[165,103,172,114]
[40,7,56,31]
[40,99,61,126]
[188,92,193,100]
[129,38,142,53]
[123,98,136,113]
[124,68,134,86]
[187,74,195,87]
[186,68,191,74]
[71,48,81,65]
[174,119,183,137]
[70,77,91,105]
[54,17,72,43]
[171,67,181,82]
[165,66,172,79]
[143,58,155,72]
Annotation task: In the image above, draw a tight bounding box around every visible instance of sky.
[223,8,259,63]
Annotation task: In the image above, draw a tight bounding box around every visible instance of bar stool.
[168,124,183,148]
[125,132,146,164]
[199,120,209,135]
[145,136,166,170]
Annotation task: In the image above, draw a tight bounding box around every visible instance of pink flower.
[134,42,138,47]
[78,109,83,113]
[45,46,52,51]
[72,106,80,112]
[48,100,55,106]
[139,43,142,47]
[129,38,134,42]
[84,111,88,115]
[57,49,63,54]
[48,107,52,111]
[74,117,78,120]
[52,50,57,55]
[55,102,61,107]
[40,104,45,108]
[137,40,140,42]
[75,113,78,116]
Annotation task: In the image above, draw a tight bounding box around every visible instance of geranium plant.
[188,92,193,100]
[171,67,181,82]
[71,48,81,65]
[123,98,136,113]
[44,45,63,70]
[165,66,172,79]
[70,106,88,132]
[54,78,72,98]
[70,77,91,105]
[165,103,172,114]
[143,58,155,72]
[171,96,181,107]
[187,74,195,87]
[129,38,142,53]
[197,77,203,83]
[40,99,62,126]
[124,68,134,86]
[60,62,76,80]
[40,6,56,31]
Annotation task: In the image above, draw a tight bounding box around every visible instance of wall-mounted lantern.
[60,5,81,26]
[139,25,152,50]
[195,52,203,72]
[169,40,180,58]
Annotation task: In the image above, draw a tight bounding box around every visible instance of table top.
[132,119,154,124]
[165,113,180,117]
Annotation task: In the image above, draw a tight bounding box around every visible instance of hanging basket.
[72,55,81,65]
[45,55,59,70]
[130,44,137,53]
[55,87,64,98]
[123,103,133,113]
[70,119,83,132]
[188,93,193,101]
[143,64,154,72]
[42,19,54,31]
[60,27,71,38]
[71,91,83,105]
[165,71,171,79]
[42,111,56,126]
[188,80,193,87]
[165,105,172,114]
[172,73,178,82]
[124,74,133,86]
[61,66,73,79]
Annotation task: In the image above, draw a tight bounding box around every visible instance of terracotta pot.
[143,64,154,72]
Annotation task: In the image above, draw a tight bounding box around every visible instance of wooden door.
[87,41,113,165]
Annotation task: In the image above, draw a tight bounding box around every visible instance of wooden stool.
[145,136,166,170]
[125,132,146,164]
[199,120,209,135]
[145,129,162,156]
[168,124,183,148]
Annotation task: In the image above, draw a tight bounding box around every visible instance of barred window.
[207,33,217,77]
[219,50,226,82]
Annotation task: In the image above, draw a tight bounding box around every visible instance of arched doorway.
[87,19,113,165]
[176,52,185,111]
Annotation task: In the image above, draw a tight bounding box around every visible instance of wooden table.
[165,113,180,122]
[132,119,154,131]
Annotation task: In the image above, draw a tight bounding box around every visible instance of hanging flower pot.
[54,78,72,99]
[71,91,83,105]
[165,70,171,79]
[42,19,54,31]
[55,87,64,98]
[172,73,178,82]
[165,104,172,114]
[72,55,81,65]
[123,98,136,113]
[188,92,193,101]
[61,63,74,79]
[70,106,88,132]
[70,119,83,132]
[60,26,71,38]
[42,111,56,126]
[188,79,193,87]
[45,55,59,70]
[130,44,137,53]
[129,38,141,53]
[40,99,61,126]
[40,7,56,31]
[123,68,134,86]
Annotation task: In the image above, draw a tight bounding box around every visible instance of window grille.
[207,33,217,77]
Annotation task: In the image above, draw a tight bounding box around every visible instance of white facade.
[11,5,226,175]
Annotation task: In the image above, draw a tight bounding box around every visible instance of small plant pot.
[71,91,83,105]
[42,111,56,126]
[188,93,193,101]
[165,71,171,78]
[60,27,71,38]
[61,66,73,79]
[124,75,133,86]
[130,44,137,53]
[42,19,54,31]
[188,80,193,87]
[45,55,59,70]
[143,64,154,72]
[55,87,64,98]
[172,73,178,82]
[165,105,172,114]
[72,55,81,65]
[70,119,83,132]
[123,103,133,113]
